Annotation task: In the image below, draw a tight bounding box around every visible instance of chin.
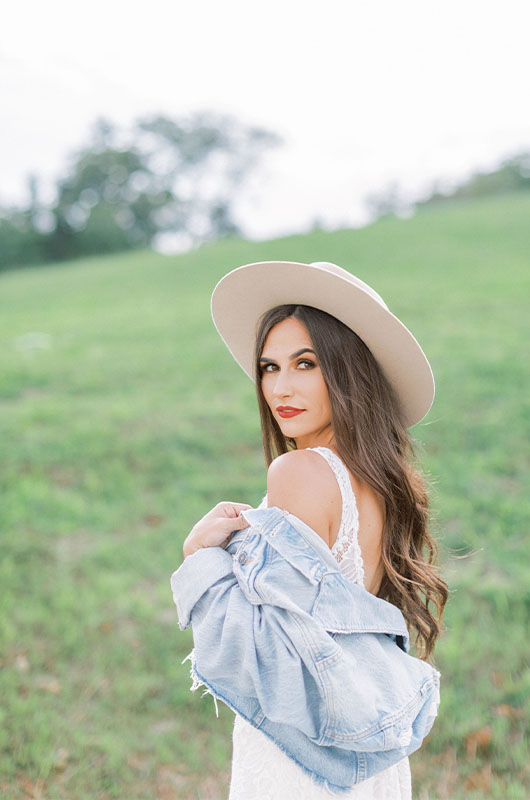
[278,422,311,437]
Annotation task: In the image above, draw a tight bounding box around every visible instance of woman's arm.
[182,449,337,558]
[266,449,341,548]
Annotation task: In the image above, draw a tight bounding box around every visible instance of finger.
[218,513,249,535]
[219,502,253,518]
[234,512,250,529]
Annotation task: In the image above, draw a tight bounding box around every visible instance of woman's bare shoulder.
[266,450,341,546]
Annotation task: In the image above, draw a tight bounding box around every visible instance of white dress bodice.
[228,446,412,799]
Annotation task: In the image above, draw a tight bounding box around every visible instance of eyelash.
[260,359,315,373]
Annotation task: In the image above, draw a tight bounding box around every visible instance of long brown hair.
[254,303,448,662]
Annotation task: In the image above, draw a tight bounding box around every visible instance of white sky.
[2,0,530,243]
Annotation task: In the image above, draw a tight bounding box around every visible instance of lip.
[276,406,305,418]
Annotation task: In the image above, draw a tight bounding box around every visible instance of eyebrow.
[259,348,316,363]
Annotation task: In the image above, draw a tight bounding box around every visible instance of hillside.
[1,192,529,799]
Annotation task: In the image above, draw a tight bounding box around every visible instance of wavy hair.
[253,303,448,662]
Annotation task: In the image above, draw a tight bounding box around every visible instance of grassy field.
[0,192,529,799]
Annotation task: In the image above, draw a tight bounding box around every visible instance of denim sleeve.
[170,544,330,742]
[170,546,234,630]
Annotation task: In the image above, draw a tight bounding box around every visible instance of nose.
[271,368,294,399]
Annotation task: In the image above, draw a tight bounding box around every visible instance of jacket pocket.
[317,631,440,753]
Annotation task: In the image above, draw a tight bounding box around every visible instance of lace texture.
[228,447,411,799]
[230,718,411,799]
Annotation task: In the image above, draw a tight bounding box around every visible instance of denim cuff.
[170,546,234,630]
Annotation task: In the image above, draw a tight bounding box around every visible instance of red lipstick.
[277,406,305,418]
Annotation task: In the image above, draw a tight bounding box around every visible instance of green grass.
[1,192,529,799]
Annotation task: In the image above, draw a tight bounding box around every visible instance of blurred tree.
[0,112,282,270]
[0,174,51,266]
[0,212,45,267]
[364,181,412,221]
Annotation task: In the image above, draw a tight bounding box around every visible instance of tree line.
[1,117,528,272]
[364,151,530,221]
[0,112,282,271]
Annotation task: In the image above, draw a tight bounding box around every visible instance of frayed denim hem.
[182,648,219,718]
[181,649,355,796]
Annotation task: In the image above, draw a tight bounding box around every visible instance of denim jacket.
[170,506,441,795]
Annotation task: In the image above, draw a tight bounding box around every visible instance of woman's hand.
[183,502,252,559]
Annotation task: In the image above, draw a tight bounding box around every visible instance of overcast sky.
[2,0,530,245]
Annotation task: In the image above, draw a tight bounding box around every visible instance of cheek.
[308,375,331,413]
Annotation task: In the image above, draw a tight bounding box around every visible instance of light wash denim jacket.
[170,506,441,796]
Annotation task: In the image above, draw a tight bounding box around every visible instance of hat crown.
[309,262,388,310]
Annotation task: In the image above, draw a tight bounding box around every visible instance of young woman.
[175,261,449,799]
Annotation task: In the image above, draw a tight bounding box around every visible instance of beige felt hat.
[210,261,435,427]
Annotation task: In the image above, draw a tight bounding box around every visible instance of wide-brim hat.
[210,261,434,427]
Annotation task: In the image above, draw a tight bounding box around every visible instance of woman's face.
[259,316,334,449]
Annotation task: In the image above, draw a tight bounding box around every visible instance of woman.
[174,261,448,799]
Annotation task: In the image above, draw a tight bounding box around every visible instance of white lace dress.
[228,446,412,799]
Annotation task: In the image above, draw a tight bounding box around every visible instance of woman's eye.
[260,360,315,373]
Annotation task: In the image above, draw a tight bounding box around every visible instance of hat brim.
[211,261,434,427]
